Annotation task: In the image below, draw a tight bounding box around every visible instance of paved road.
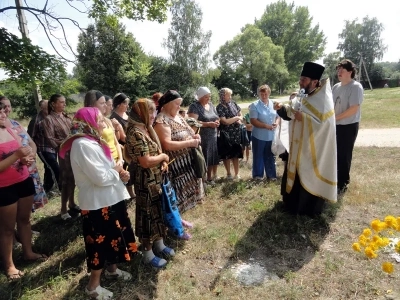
[238,100,400,147]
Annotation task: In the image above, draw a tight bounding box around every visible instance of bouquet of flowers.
[352,215,400,273]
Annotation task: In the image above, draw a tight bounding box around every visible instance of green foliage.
[255,0,326,80]
[163,0,212,104]
[0,28,66,87]
[323,52,342,85]
[337,16,386,76]
[90,0,170,23]
[76,19,151,98]
[213,25,288,97]
[0,78,80,118]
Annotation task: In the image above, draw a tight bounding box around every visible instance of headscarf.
[59,107,112,160]
[195,87,211,100]
[129,99,162,153]
[156,90,181,114]
[113,93,129,108]
[219,88,238,116]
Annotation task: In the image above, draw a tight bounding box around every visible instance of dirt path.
[237,100,400,148]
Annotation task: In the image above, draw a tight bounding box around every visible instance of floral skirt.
[81,200,137,270]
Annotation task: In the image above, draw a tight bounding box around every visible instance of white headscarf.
[195,87,211,100]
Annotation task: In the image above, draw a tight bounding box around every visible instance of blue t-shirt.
[248,99,276,141]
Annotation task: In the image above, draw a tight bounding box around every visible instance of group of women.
[0,85,279,299]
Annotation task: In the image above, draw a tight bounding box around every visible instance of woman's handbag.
[161,173,185,238]
[240,124,250,147]
[191,146,207,179]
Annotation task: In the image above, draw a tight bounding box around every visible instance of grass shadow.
[210,179,341,291]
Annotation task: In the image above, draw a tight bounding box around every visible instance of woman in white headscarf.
[188,87,220,185]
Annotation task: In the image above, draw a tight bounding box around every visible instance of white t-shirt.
[70,137,129,210]
[332,80,364,125]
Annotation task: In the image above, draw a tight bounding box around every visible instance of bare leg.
[126,185,135,199]
[0,202,21,278]
[87,269,102,291]
[212,165,218,179]
[223,159,231,176]
[232,158,239,176]
[17,195,46,260]
[206,166,213,181]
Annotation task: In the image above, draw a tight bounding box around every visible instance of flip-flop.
[181,219,194,229]
[68,204,81,213]
[7,270,24,281]
[24,253,48,262]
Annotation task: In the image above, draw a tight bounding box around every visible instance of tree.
[163,0,212,104]
[213,25,287,97]
[323,52,342,85]
[76,19,151,98]
[337,16,387,76]
[0,0,171,63]
[255,0,326,80]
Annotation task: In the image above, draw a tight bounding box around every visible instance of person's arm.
[250,118,275,130]
[42,118,59,149]
[154,123,199,151]
[0,146,31,172]
[114,133,124,166]
[335,105,359,121]
[187,113,218,128]
[219,115,241,125]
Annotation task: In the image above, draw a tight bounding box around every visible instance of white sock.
[143,249,155,263]
[153,239,166,253]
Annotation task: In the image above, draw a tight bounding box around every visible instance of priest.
[274,62,337,217]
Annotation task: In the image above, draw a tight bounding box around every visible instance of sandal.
[68,204,81,213]
[7,270,24,281]
[104,268,132,280]
[85,285,113,300]
[24,253,48,262]
[156,246,175,258]
[177,232,192,240]
[61,212,72,220]
[181,219,194,229]
[147,256,167,269]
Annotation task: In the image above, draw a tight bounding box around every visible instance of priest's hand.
[294,111,303,121]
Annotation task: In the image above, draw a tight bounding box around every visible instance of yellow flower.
[362,228,372,237]
[352,243,361,252]
[364,246,378,259]
[359,235,368,246]
[369,242,380,251]
[371,219,387,232]
[372,235,380,242]
[396,217,400,231]
[382,262,394,274]
[384,216,398,230]
[380,237,390,247]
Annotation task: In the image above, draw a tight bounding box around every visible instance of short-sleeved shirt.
[249,99,276,141]
[332,80,363,125]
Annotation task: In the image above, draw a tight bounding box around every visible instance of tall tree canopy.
[213,25,287,96]
[76,19,151,97]
[163,0,212,103]
[337,16,386,75]
[323,51,342,85]
[255,0,326,80]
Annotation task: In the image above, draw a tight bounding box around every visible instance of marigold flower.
[352,243,361,252]
[396,242,400,253]
[369,242,379,251]
[371,219,387,232]
[364,246,378,259]
[362,228,372,237]
[359,235,368,246]
[385,216,398,230]
[382,262,394,274]
[372,235,380,242]
[379,237,390,247]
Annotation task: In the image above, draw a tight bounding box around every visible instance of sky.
[1,0,399,76]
